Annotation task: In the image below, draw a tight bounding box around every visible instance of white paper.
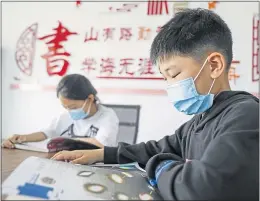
[2,156,162,200]
[2,157,104,200]
[14,139,51,153]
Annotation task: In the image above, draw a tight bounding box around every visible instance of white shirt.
[40,105,119,146]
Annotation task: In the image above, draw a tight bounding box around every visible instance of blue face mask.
[166,59,215,115]
[69,100,91,120]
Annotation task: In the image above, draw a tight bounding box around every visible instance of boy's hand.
[51,149,104,165]
[2,134,27,149]
[145,153,184,186]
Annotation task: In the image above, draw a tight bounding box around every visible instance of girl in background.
[2,74,119,148]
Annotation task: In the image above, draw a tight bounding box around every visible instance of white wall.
[2,1,259,142]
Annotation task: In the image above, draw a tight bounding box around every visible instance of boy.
[52,8,259,200]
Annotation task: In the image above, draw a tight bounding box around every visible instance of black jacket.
[104,91,259,200]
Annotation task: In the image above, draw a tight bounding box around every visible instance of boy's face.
[159,53,226,95]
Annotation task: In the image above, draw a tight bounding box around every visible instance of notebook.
[2,156,163,200]
[14,137,100,153]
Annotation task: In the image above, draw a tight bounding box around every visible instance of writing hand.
[2,134,27,149]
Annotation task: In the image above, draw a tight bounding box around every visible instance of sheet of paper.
[2,156,162,200]
[14,139,51,153]
[2,157,104,200]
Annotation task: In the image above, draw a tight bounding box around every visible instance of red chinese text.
[82,57,97,74]
[120,28,133,40]
[84,27,98,42]
[138,27,151,40]
[147,0,169,15]
[119,58,134,75]
[38,21,77,76]
[138,58,155,75]
[100,58,115,75]
[252,14,259,82]
[83,26,163,41]
[103,28,115,41]
[228,61,240,85]
[81,57,162,78]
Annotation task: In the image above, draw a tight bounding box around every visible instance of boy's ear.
[208,52,226,79]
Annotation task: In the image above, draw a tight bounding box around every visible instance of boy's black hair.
[56,74,97,100]
[150,8,233,71]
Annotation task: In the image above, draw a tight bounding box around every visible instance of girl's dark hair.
[56,74,97,100]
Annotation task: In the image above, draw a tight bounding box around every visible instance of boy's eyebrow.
[159,65,177,74]
[164,65,177,73]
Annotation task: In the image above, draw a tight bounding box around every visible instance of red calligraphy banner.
[84,27,98,42]
[38,21,78,76]
[81,58,242,81]
[147,0,169,15]
[119,58,135,75]
[83,26,163,42]
[228,60,240,85]
[252,14,259,82]
[138,27,152,40]
[103,28,115,41]
[100,58,116,75]
[120,28,133,41]
[81,58,97,74]
[81,57,162,80]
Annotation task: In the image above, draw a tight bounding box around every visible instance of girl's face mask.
[68,100,91,120]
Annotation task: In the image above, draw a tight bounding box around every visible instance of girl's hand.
[51,149,104,165]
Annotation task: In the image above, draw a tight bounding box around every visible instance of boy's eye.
[172,72,180,78]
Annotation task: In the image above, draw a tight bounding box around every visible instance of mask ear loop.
[193,59,215,94]
[207,79,216,94]
[81,99,88,109]
[86,101,92,114]
[81,99,91,114]
[194,59,209,82]
[83,98,92,113]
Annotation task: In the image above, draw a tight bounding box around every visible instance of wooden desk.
[1,148,54,182]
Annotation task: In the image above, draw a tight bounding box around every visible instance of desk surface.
[1,148,54,182]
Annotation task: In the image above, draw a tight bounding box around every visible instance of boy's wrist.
[96,149,104,162]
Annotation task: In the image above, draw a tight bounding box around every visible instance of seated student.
[2,74,119,148]
[51,9,259,200]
